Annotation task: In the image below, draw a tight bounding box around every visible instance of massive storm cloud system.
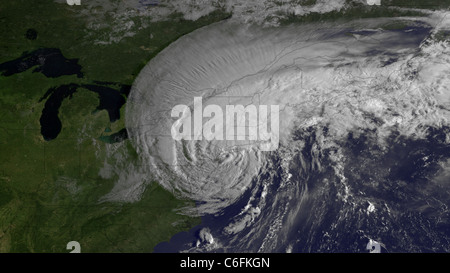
[125,15,450,252]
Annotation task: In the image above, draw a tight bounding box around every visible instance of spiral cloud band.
[125,17,450,216]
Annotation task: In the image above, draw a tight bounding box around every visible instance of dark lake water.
[0,48,131,141]
[38,83,130,141]
[0,48,83,78]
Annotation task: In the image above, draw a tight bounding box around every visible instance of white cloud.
[126,16,450,215]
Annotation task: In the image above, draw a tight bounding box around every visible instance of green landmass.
[0,0,448,253]
[0,0,230,252]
